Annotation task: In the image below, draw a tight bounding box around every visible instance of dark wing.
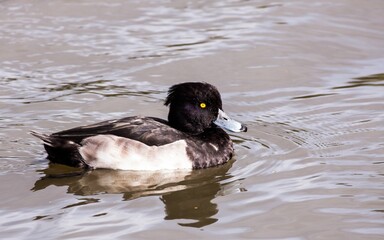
[51,116,187,146]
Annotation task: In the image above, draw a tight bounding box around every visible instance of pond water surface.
[0,0,383,239]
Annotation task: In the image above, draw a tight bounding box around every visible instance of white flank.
[79,135,192,171]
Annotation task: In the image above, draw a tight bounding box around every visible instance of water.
[1,0,383,239]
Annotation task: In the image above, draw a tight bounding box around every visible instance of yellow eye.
[200,103,206,109]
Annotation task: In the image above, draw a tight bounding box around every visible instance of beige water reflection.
[32,161,235,228]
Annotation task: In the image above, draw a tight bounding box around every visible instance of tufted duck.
[31,82,247,170]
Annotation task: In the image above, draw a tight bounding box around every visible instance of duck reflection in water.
[32,160,235,228]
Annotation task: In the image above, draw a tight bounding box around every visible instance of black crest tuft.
[165,82,222,108]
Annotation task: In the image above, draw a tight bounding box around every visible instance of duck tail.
[30,131,55,146]
[30,131,86,168]
[30,130,81,148]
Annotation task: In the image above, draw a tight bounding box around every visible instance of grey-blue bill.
[214,109,247,133]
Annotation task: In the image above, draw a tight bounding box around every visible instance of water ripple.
[1,0,383,239]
